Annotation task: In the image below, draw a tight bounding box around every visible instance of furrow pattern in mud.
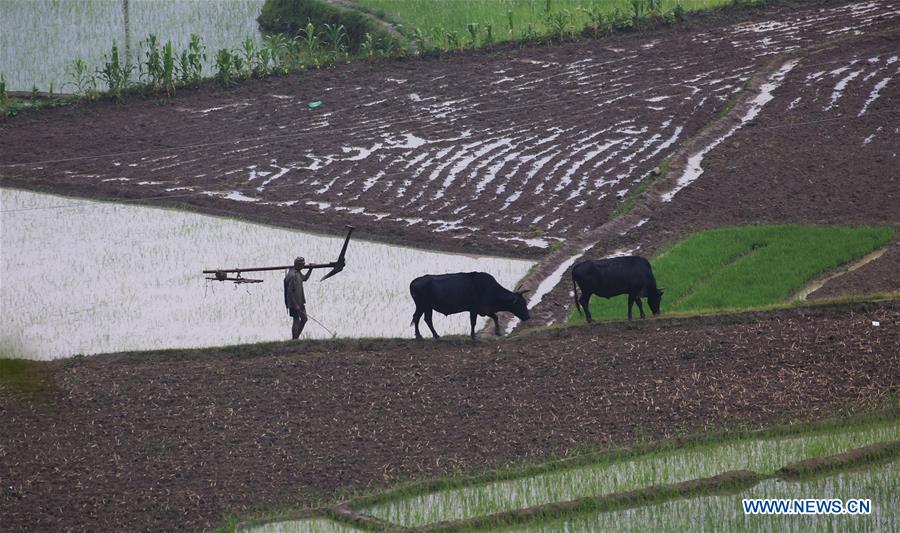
[1,0,898,257]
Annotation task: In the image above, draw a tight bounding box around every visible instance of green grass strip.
[0,357,54,400]
[570,225,893,322]
[353,0,739,45]
[362,417,899,527]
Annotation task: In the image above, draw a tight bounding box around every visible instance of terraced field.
[2,1,899,531]
[2,0,897,257]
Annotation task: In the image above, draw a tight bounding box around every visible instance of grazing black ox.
[572,256,663,322]
[410,272,530,339]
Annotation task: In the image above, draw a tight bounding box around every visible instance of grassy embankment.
[570,225,894,323]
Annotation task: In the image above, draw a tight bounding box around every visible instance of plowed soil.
[2,0,897,257]
[1,302,897,532]
[529,27,900,324]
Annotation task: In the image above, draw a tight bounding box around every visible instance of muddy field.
[1,302,897,532]
[529,26,900,324]
[2,0,897,257]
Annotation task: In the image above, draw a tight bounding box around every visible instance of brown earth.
[528,28,900,325]
[1,301,898,532]
[1,0,897,258]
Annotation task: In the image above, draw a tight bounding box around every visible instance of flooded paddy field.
[518,461,899,533]
[0,188,532,360]
[2,0,897,257]
[1,301,896,531]
[0,0,265,92]
[363,418,899,526]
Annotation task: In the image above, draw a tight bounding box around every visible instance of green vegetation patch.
[362,417,899,527]
[518,460,898,532]
[0,357,54,400]
[249,517,362,532]
[353,0,744,47]
[571,225,893,322]
[258,0,398,53]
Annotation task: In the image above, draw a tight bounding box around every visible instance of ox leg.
[469,312,478,340]
[424,309,440,339]
[579,292,594,323]
[627,294,634,321]
[489,313,501,336]
[635,297,646,319]
[412,309,424,339]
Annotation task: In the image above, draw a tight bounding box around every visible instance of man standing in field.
[284,257,312,339]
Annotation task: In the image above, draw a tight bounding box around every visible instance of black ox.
[410,272,530,339]
[572,256,664,322]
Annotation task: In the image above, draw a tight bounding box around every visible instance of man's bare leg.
[292,317,303,339]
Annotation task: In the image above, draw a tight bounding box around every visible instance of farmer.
[284,257,313,339]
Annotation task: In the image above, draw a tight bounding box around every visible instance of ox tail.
[573,272,582,316]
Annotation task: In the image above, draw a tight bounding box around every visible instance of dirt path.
[1,301,897,531]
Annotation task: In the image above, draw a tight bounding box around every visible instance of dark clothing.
[288,305,307,319]
[284,267,306,310]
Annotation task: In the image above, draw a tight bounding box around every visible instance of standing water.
[0,188,533,360]
[0,0,265,92]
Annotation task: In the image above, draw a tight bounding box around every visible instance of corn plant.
[263,33,290,73]
[214,48,235,86]
[321,23,348,55]
[30,85,38,106]
[443,28,461,52]
[467,22,480,48]
[361,32,377,61]
[232,53,246,79]
[483,24,494,48]
[65,58,97,97]
[255,47,272,77]
[161,41,176,95]
[141,34,162,86]
[631,0,647,19]
[299,22,320,54]
[98,43,134,99]
[178,34,205,86]
[240,36,256,78]
[580,5,609,38]
[0,74,8,106]
[546,10,574,41]
[411,27,431,54]
[507,9,514,39]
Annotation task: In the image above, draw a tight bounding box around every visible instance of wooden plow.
[203,226,355,284]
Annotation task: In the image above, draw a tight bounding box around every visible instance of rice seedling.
[363,418,899,526]
[570,225,894,322]
[519,461,898,532]
[249,517,363,532]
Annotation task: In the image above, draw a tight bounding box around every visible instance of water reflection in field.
[0,188,533,360]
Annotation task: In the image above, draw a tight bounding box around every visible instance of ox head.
[510,289,531,321]
[648,288,664,316]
